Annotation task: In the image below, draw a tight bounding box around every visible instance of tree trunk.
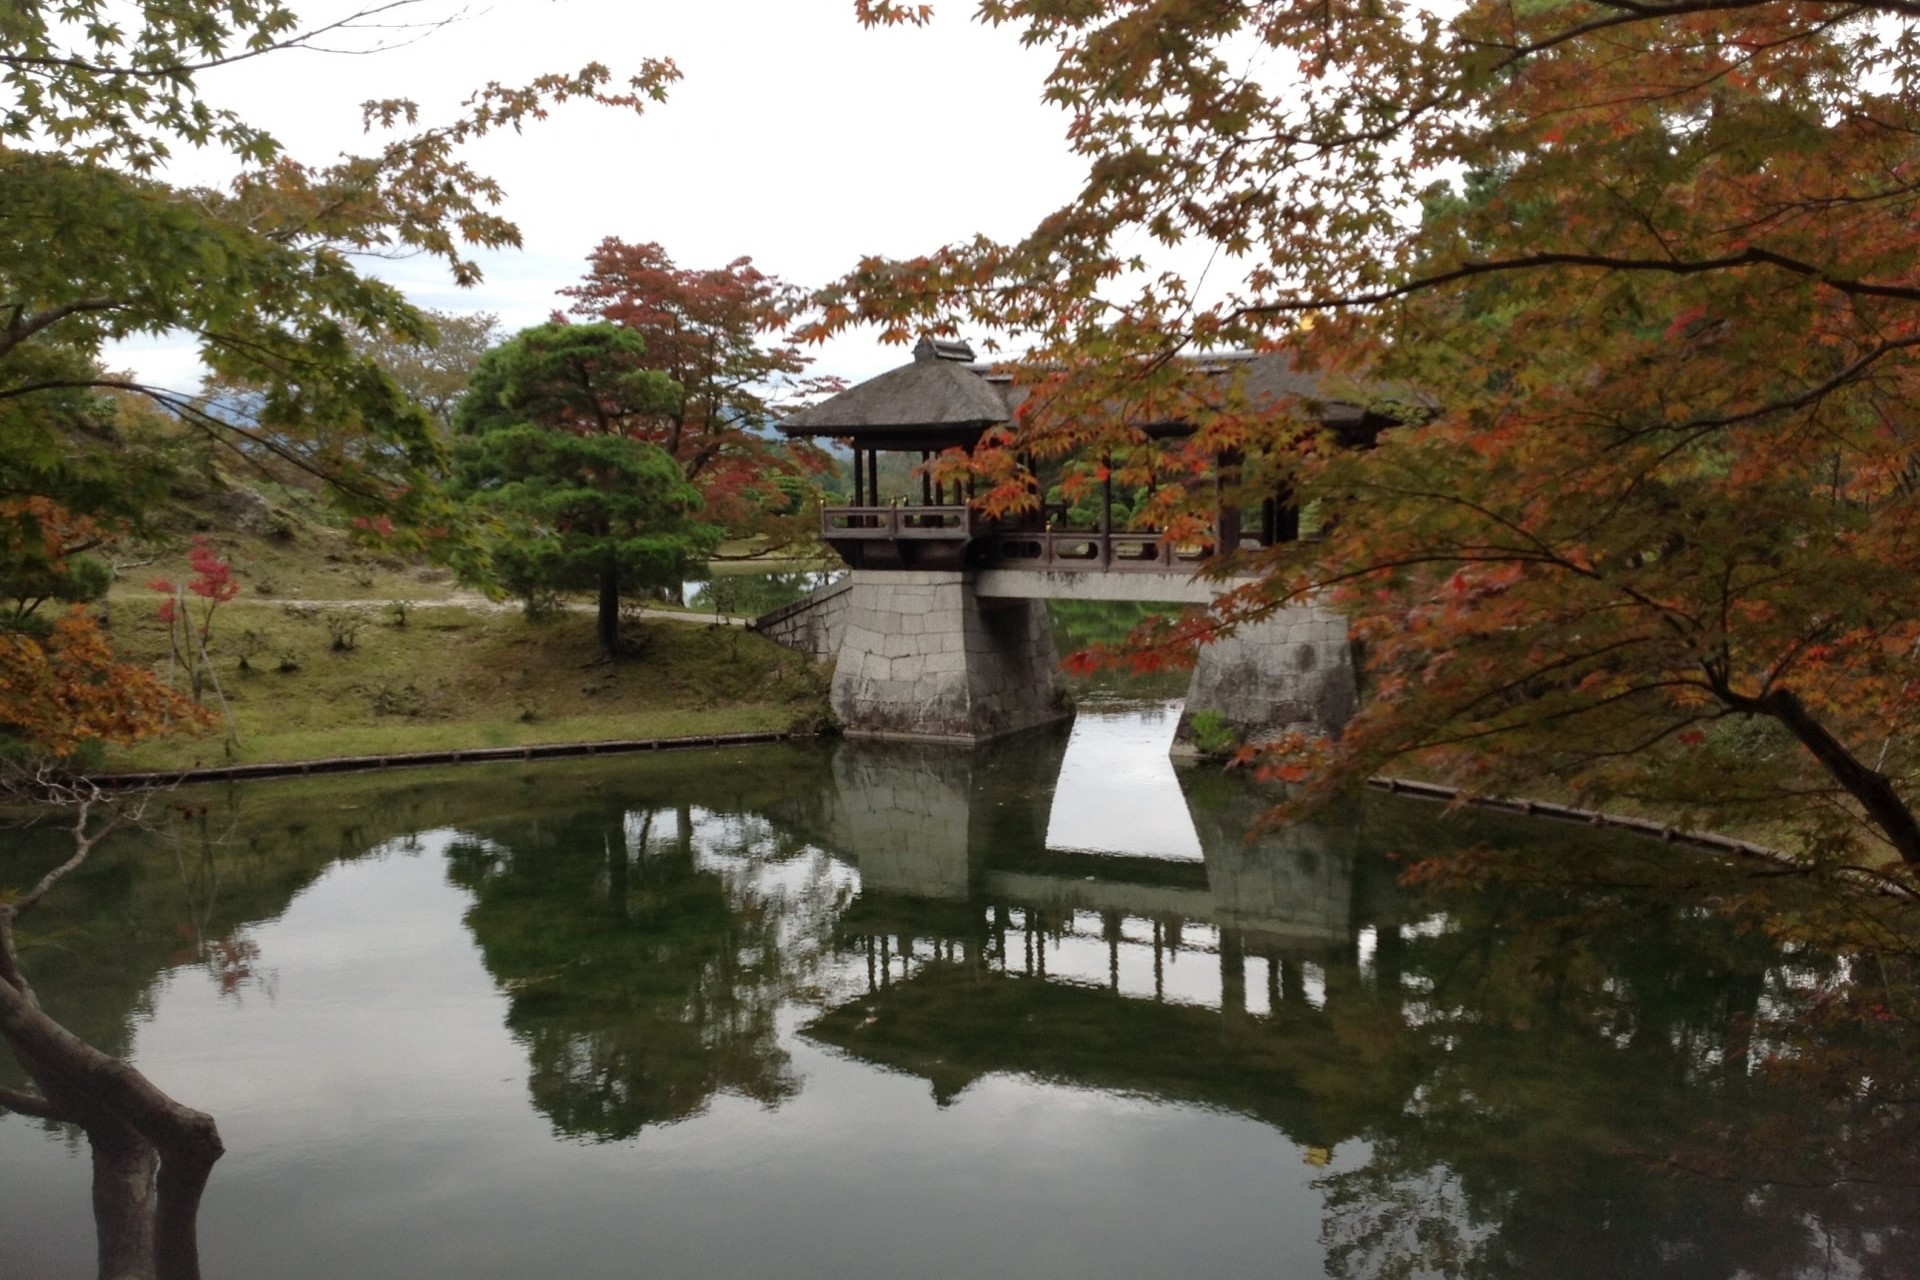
[0,974,224,1280]
[89,1118,158,1280]
[153,1138,221,1280]
[1764,687,1920,868]
[597,555,620,660]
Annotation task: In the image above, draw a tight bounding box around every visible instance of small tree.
[351,310,503,431]
[561,240,842,540]
[0,499,209,762]
[454,323,720,658]
[149,538,239,705]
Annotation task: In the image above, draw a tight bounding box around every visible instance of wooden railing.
[820,504,1234,573]
[821,504,977,540]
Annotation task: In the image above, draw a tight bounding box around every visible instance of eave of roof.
[781,347,1389,442]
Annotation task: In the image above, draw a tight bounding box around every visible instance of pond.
[2,706,1916,1279]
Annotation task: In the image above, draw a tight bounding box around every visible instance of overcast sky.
[117,0,1091,390]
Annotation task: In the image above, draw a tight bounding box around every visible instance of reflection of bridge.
[786,726,1409,1145]
[758,339,1387,748]
[824,735,1360,951]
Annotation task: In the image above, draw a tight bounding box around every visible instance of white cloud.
[110,0,1086,388]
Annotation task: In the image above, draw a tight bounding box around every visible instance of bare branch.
[1238,246,1920,320]
[0,297,126,361]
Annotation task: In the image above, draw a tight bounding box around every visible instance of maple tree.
[149,537,242,708]
[1,610,209,761]
[0,493,207,762]
[452,322,720,658]
[818,0,1920,883]
[561,240,841,542]
[3,0,681,570]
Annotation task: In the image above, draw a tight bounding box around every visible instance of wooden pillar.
[1280,956,1306,1007]
[1153,920,1165,1001]
[1267,484,1300,544]
[867,449,879,507]
[853,446,866,507]
[1101,449,1114,567]
[921,451,932,506]
[1104,910,1123,991]
[1215,448,1243,554]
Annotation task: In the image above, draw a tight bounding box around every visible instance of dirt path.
[251,594,754,627]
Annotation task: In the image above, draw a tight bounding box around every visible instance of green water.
[1,714,1915,1279]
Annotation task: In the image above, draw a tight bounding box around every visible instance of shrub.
[1189,709,1237,757]
[326,608,370,652]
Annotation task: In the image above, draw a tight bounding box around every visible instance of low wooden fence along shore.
[86,730,800,790]
[1369,775,1916,899]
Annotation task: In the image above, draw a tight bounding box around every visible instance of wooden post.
[1101,449,1114,568]
[853,446,865,507]
[1215,448,1243,554]
[921,451,932,506]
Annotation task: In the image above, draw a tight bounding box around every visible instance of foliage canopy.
[0,0,679,764]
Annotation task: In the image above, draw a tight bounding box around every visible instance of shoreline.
[85,729,810,790]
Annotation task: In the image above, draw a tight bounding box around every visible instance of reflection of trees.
[1311,876,1920,1280]
[0,791,384,1097]
[447,800,820,1141]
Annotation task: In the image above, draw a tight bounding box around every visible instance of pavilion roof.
[780,340,1386,449]
[779,344,1012,445]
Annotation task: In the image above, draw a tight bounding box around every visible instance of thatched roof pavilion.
[783,338,1398,571]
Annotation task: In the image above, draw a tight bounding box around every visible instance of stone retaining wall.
[751,577,852,661]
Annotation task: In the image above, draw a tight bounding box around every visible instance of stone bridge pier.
[826,571,1069,742]
[1169,603,1358,755]
[758,568,1357,750]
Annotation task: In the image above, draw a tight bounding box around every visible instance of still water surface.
[2,706,1915,1278]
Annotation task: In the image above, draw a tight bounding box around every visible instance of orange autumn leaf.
[0,608,211,757]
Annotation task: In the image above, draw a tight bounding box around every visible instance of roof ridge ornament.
[913,336,975,363]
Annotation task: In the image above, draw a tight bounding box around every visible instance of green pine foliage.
[452,324,721,655]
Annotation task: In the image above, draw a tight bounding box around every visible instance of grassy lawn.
[96,596,831,773]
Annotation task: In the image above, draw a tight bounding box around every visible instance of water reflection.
[435,719,1920,1278]
[1044,701,1202,859]
[2,715,1917,1279]
[444,799,855,1139]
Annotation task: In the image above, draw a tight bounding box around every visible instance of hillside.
[88,476,833,773]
